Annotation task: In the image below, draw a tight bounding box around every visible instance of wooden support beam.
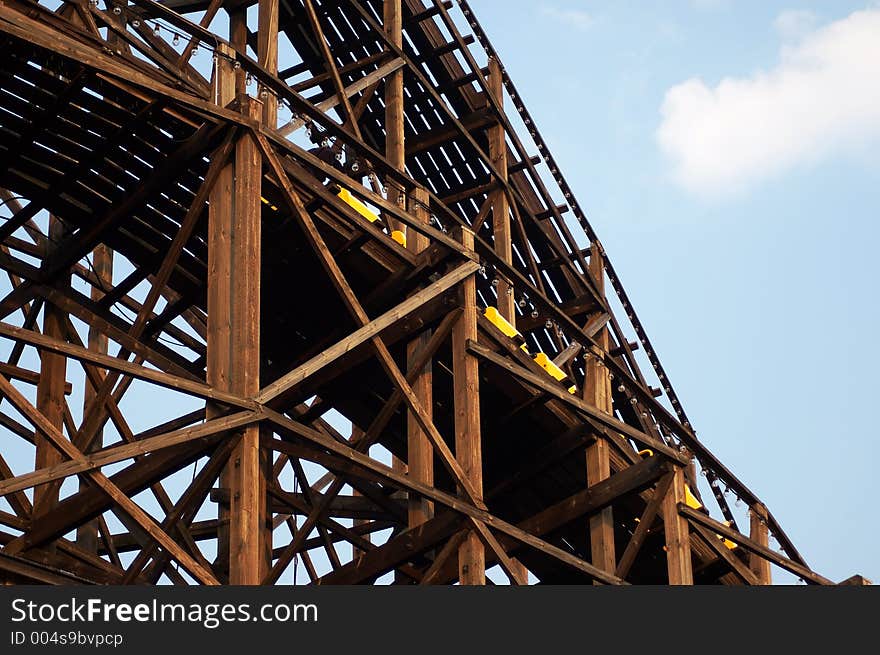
[32,215,67,527]
[257,0,278,125]
[584,243,615,578]
[210,43,237,582]
[488,57,514,323]
[662,466,693,584]
[407,187,434,528]
[385,0,406,239]
[451,226,484,585]
[208,95,269,585]
[77,242,112,553]
[0,551,96,585]
[749,502,772,584]
[486,58,527,583]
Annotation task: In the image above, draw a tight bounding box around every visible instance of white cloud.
[657,8,880,197]
[540,5,594,32]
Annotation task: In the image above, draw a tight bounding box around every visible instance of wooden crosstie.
[0,0,862,586]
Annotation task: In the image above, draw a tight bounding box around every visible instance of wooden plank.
[0,551,96,585]
[208,42,237,581]
[469,517,524,585]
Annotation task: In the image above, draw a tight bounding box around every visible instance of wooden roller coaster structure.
[0,0,865,585]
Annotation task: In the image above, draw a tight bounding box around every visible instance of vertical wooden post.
[385,0,408,499]
[229,6,248,95]
[406,187,434,528]
[384,0,406,238]
[584,244,615,575]
[227,94,267,585]
[209,45,269,584]
[662,465,694,585]
[33,215,68,529]
[209,43,236,581]
[488,57,514,321]
[487,62,527,583]
[351,426,369,561]
[258,0,279,126]
[76,243,112,552]
[452,227,484,585]
[749,502,772,585]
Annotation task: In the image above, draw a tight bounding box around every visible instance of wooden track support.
[33,215,68,529]
[662,465,694,584]
[452,227,485,584]
[584,244,615,576]
[208,46,269,584]
[407,186,434,529]
[750,502,772,585]
[385,0,406,237]
[76,243,112,553]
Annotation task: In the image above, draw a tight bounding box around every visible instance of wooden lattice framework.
[0,0,860,585]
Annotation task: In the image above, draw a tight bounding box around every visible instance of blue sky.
[473,0,880,582]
